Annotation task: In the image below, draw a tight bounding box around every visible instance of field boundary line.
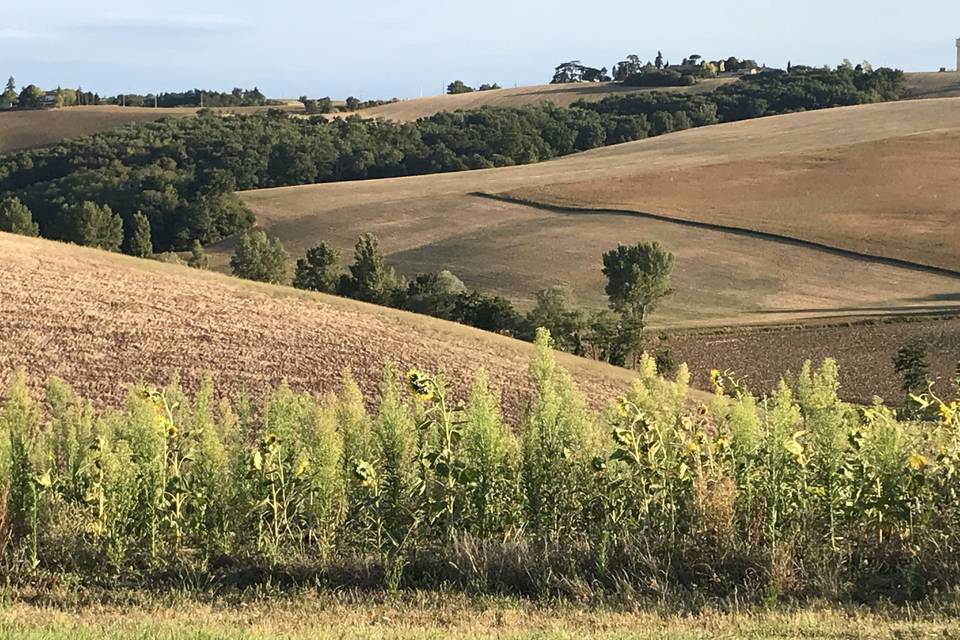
[472,192,960,279]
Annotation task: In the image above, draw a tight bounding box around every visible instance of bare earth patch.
[0,233,635,417]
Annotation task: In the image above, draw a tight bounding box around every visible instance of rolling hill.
[228,98,960,327]
[0,232,636,415]
[1,72,953,154]
[353,78,736,121]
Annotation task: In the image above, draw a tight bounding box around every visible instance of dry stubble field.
[231,99,960,321]
[0,233,636,415]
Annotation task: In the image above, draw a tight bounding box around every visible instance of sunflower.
[406,370,434,403]
[167,424,179,439]
[294,458,310,478]
[710,369,725,396]
[907,453,928,471]
[615,396,630,418]
[264,433,279,447]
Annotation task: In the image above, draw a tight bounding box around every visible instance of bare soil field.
[0,103,304,154]
[0,233,636,416]
[654,317,960,404]
[232,98,960,327]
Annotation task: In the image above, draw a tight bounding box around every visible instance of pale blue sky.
[5,0,960,99]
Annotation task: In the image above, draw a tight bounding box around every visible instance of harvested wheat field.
[0,103,304,154]
[231,98,960,326]
[0,232,637,416]
[353,78,735,121]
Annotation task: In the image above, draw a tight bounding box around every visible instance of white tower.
[957,38,960,71]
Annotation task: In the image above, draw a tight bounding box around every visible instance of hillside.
[350,72,949,121]
[230,98,960,325]
[354,78,735,121]
[0,232,636,414]
[0,103,304,154]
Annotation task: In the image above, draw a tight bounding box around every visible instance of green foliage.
[4,344,960,601]
[894,339,930,395]
[602,242,674,362]
[293,242,342,293]
[447,81,474,95]
[526,285,585,354]
[187,240,208,269]
[59,201,124,251]
[124,211,153,257]
[0,196,39,237]
[230,230,289,284]
[341,234,403,304]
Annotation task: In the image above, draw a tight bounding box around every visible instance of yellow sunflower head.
[907,453,928,471]
[406,369,434,403]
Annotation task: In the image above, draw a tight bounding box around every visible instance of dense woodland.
[0,66,904,255]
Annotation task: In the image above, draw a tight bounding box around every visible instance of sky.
[4,0,960,99]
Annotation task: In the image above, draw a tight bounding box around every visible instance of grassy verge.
[3,591,960,639]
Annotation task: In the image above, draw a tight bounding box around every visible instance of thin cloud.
[74,13,254,36]
[0,28,38,40]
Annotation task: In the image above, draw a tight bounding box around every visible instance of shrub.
[0,196,39,237]
[187,240,208,269]
[230,230,289,284]
[124,211,153,257]
[293,242,342,293]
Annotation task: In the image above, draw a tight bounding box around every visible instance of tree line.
[229,229,674,367]
[0,76,275,109]
[0,65,904,261]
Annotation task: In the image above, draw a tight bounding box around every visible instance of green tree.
[187,240,208,269]
[2,77,16,106]
[293,242,342,293]
[17,85,44,108]
[230,230,289,283]
[894,339,930,396]
[60,201,123,251]
[526,285,585,354]
[446,80,474,95]
[601,241,674,361]
[0,196,39,237]
[405,270,466,317]
[341,233,402,304]
[124,211,153,257]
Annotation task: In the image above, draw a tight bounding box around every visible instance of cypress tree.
[125,212,153,257]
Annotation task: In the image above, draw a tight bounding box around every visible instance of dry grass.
[506,129,960,273]
[349,72,954,122]
[352,78,735,121]
[232,98,960,326]
[0,103,303,154]
[3,594,960,640]
[0,232,636,415]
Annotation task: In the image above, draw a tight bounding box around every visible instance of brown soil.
[0,233,636,418]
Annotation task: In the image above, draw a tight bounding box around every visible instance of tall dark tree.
[230,230,289,283]
[602,241,673,361]
[0,196,39,236]
[124,211,153,257]
[341,233,402,304]
[655,51,664,70]
[60,201,123,251]
[293,242,342,293]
